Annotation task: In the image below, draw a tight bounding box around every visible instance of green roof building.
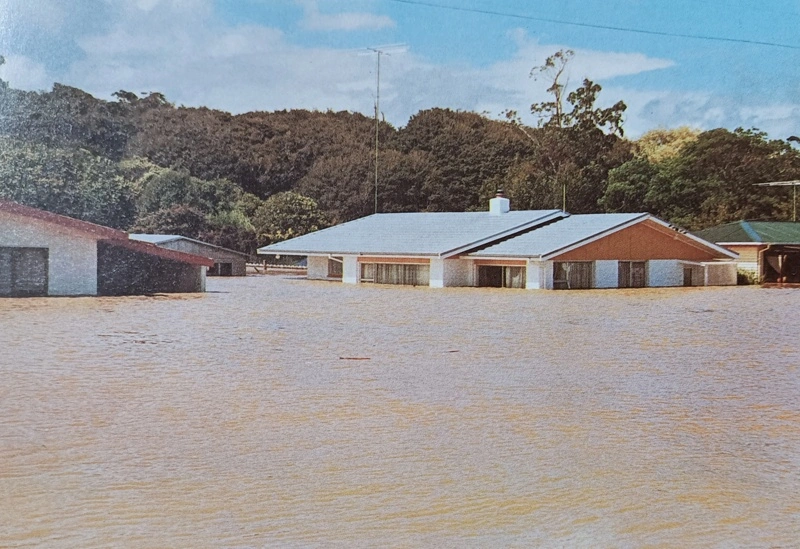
[694,221,800,283]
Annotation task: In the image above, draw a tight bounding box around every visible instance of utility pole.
[361,44,406,214]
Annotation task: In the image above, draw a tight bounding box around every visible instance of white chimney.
[489,189,510,215]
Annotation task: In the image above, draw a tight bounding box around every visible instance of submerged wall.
[97,242,205,295]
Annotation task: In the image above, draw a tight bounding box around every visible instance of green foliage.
[737,269,760,285]
[395,108,532,212]
[252,192,328,246]
[1,75,799,243]
[636,127,700,163]
[0,137,136,228]
[600,128,800,228]
[130,204,211,237]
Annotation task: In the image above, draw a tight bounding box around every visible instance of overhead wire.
[384,0,800,51]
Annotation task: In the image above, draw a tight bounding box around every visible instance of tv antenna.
[359,44,406,214]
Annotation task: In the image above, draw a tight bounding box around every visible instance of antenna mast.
[361,44,406,214]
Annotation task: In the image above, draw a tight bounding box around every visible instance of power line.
[384,0,800,51]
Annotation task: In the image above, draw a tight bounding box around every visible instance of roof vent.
[489,189,510,215]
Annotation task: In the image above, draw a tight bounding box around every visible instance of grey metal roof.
[129,234,250,257]
[257,210,565,258]
[470,213,648,258]
[129,234,183,244]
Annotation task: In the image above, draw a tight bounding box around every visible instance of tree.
[636,127,700,163]
[504,51,631,213]
[130,204,211,237]
[0,137,136,228]
[252,191,328,246]
[600,129,800,227]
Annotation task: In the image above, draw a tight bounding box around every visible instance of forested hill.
[1,79,799,255]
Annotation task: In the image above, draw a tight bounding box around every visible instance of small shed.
[130,234,249,276]
[0,200,213,297]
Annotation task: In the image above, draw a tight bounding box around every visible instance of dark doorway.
[762,246,800,283]
[0,247,48,297]
[210,262,233,276]
[477,265,503,287]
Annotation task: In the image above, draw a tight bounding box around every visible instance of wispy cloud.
[3,1,798,139]
[296,0,394,32]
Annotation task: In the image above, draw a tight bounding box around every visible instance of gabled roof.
[106,238,215,267]
[0,200,127,240]
[130,234,250,258]
[257,210,566,258]
[694,221,800,244]
[0,200,214,267]
[470,213,738,260]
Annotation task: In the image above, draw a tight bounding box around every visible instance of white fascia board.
[440,211,567,258]
[540,214,650,260]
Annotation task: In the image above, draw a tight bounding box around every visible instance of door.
[619,261,646,288]
[477,266,503,287]
[0,247,49,297]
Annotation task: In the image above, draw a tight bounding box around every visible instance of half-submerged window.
[553,261,593,290]
[618,261,646,288]
[360,263,429,286]
[477,265,526,288]
[327,257,343,279]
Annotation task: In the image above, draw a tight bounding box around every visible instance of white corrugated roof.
[129,234,183,244]
[470,213,648,258]
[257,210,565,258]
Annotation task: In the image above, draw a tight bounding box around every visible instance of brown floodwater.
[1,276,799,547]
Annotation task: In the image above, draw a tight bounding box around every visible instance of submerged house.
[258,194,738,290]
[694,221,800,283]
[130,234,249,276]
[0,200,213,297]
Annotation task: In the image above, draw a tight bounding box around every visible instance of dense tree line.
[1,53,798,255]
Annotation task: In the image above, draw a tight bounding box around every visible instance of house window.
[0,247,49,297]
[327,257,343,279]
[618,261,646,288]
[360,263,429,286]
[477,265,526,288]
[553,261,593,290]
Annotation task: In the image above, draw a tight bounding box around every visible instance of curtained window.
[553,261,593,290]
[360,263,429,286]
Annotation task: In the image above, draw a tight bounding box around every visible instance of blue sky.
[0,0,798,138]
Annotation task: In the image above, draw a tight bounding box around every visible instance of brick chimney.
[489,189,510,215]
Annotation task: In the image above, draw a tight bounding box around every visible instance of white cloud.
[0,0,68,32]
[296,0,394,31]
[5,3,797,140]
[0,54,51,91]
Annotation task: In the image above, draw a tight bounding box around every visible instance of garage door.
[0,247,49,297]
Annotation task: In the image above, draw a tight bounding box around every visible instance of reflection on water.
[1,277,799,547]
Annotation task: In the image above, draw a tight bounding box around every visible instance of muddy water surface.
[1,276,799,547]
